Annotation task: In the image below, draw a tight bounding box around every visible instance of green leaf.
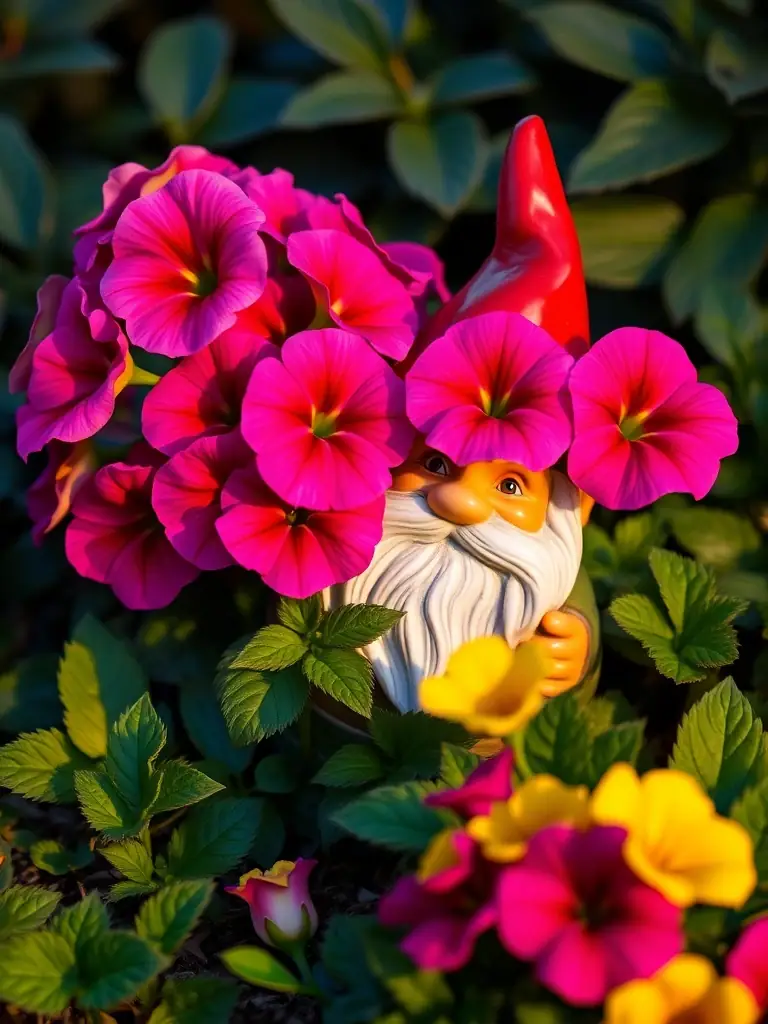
[268,0,389,72]
[694,284,761,370]
[671,678,765,812]
[663,195,768,323]
[49,892,109,954]
[439,743,480,788]
[151,760,224,815]
[101,838,155,884]
[0,115,47,250]
[304,648,374,717]
[197,77,296,146]
[30,839,93,876]
[666,508,760,569]
[431,52,535,106]
[388,111,488,216]
[589,721,645,786]
[277,594,323,634]
[138,16,232,134]
[333,781,448,850]
[370,709,468,778]
[0,885,61,941]
[0,38,118,80]
[0,728,90,803]
[58,614,148,759]
[526,3,677,81]
[283,69,403,127]
[220,945,306,993]
[569,80,730,193]
[218,661,309,746]
[109,880,160,902]
[319,604,404,648]
[313,743,385,787]
[166,797,261,879]
[180,678,253,775]
[731,777,768,879]
[74,769,139,840]
[0,931,76,1014]
[0,654,61,734]
[522,692,592,785]
[706,30,768,104]
[231,626,309,671]
[572,196,684,288]
[254,753,300,794]
[104,693,166,817]
[77,930,163,1009]
[0,838,12,890]
[136,880,213,957]
[148,977,239,1024]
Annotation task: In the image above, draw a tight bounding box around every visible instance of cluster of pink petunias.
[11,144,738,610]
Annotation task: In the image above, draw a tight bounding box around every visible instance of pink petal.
[27,441,95,545]
[497,865,577,958]
[401,903,496,973]
[426,747,515,818]
[381,240,451,301]
[535,921,609,1006]
[727,918,768,1009]
[9,274,69,394]
[109,528,200,610]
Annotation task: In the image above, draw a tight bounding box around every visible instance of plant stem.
[290,944,318,995]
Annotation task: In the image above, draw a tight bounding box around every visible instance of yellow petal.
[676,817,756,908]
[513,775,591,835]
[603,979,668,1024]
[591,762,642,832]
[694,979,761,1024]
[418,674,471,720]
[468,687,544,737]
[444,636,516,696]
[654,954,717,1015]
[417,829,460,882]
[622,839,697,906]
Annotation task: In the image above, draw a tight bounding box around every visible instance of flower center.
[311,408,339,439]
[619,411,649,441]
[285,508,311,526]
[194,266,218,298]
[479,387,511,419]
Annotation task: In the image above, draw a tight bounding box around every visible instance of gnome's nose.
[427,482,491,526]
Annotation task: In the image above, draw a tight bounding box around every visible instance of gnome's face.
[327,440,589,712]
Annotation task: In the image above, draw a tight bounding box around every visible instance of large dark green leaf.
[0,115,47,250]
[268,0,389,71]
[430,52,535,107]
[0,655,61,734]
[0,39,118,80]
[282,70,403,127]
[198,78,296,146]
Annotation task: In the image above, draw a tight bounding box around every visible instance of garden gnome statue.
[327,115,600,714]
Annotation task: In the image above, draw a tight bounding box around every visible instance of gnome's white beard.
[326,473,584,712]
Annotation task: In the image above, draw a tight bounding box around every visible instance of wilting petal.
[27,440,95,545]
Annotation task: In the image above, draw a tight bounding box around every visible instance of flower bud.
[225,858,318,950]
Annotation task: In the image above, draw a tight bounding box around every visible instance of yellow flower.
[604,954,760,1024]
[467,775,590,861]
[591,763,756,908]
[418,635,545,736]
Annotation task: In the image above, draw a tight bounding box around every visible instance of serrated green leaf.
[151,760,224,815]
[220,944,306,993]
[136,880,213,957]
[304,648,374,717]
[589,721,645,786]
[667,508,760,569]
[320,604,404,648]
[370,709,467,778]
[277,594,323,634]
[0,931,76,1013]
[197,76,296,147]
[431,51,535,106]
[671,678,765,812]
[180,677,253,776]
[0,838,12,889]
[74,768,141,840]
[30,838,93,876]
[254,753,300,794]
[0,115,47,250]
[313,743,385,787]
[569,80,730,193]
[77,930,162,1009]
[283,69,402,127]
[0,728,90,803]
[0,654,61,734]
[333,781,447,850]
[58,614,148,759]
[0,885,61,941]
[731,777,768,879]
[49,892,109,954]
[439,743,481,788]
[522,692,592,785]
[148,976,239,1024]
[108,880,160,902]
[101,838,155,884]
[218,662,309,746]
[267,0,389,72]
[166,797,261,879]
[104,693,166,816]
[231,626,308,671]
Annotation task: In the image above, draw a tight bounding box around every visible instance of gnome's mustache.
[327,477,583,713]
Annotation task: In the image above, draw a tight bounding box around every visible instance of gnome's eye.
[422,453,450,476]
[498,477,522,496]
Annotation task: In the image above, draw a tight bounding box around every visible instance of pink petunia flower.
[726,917,768,1012]
[233,276,315,345]
[406,311,573,469]
[100,169,268,357]
[241,328,414,511]
[426,747,515,819]
[497,824,683,1007]
[16,280,133,460]
[142,330,279,456]
[27,440,95,545]
[65,454,200,610]
[225,858,318,951]
[234,167,346,243]
[379,830,497,972]
[152,430,251,571]
[567,328,739,510]
[9,274,69,394]
[216,463,384,599]
[286,230,419,361]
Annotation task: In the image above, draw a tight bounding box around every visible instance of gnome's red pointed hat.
[407,114,589,368]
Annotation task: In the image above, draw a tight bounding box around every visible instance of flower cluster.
[379,750,762,1019]
[12,143,739,609]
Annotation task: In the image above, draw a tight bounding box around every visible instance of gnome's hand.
[523,610,589,698]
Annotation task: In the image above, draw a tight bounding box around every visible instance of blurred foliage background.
[2,0,768,717]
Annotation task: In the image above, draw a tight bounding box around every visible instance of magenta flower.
[100,169,268,357]
[232,275,315,345]
[497,825,683,1007]
[27,441,95,545]
[216,464,384,599]
[9,274,68,394]
[65,455,200,610]
[142,330,279,456]
[379,831,497,972]
[16,280,133,460]
[426,747,515,819]
[225,859,318,951]
[152,430,250,571]
[406,311,573,469]
[234,167,345,243]
[567,328,739,510]
[726,917,768,1012]
[287,230,419,361]
[241,328,414,510]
